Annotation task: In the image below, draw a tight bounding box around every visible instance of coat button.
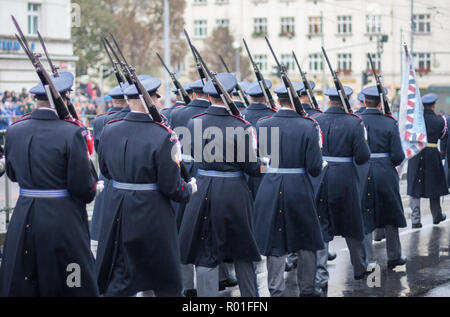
[116,218,119,222]
[278,228,282,232]
[320,199,323,202]
[203,216,207,220]
[24,250,28,255]
[279,210,283,214]
[420,168,423,171]
[24,277,28,281]
[201,237,204,240]
[418,179,421,183]
[205,197,208,200]
[26,224,30,228]
[279,192,282,195]
[368,177,371,181]
[420,157,423,160]
[368,193,371,196]
[367,209,370,212]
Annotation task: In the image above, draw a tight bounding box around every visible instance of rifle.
[219,55,249,107]
[243,39,277,111]
[367,53,391,115]
[106,35,134,85]
[37,30,80,120]
[292,51,321,111]
[184,29,209,85]
[102,37,128,89]
[265,37,305,116]
[11,15,70,120]
[107,34,191,182]
[192,46,241,117]
[156,52,191,105]
[321,47,353,114]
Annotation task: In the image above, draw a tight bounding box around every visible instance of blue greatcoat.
[241,102,277,198]
[407,108,448,198]
[161,101,185,124]
[254,109,324,256]
[90,105,130,242]
[179,106,262,267]
[314,107,371,242]
[0,109,98,296]
[360,109,407,233]
[234,100,247,112]
[96,112,192,296]
[169,98,211,229]
[303,104,323,118]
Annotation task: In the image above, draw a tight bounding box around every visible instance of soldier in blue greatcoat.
[0,74,100,296]
[254,84,324,297]
[179,73,262,297]
[407,93,448,228]
[298,81,322,117]
[359,86,407,270]
[161,83,192,123]
[95,78,197,297]
[313,86,371,294]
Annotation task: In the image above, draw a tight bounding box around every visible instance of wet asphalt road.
[1,176,449,297]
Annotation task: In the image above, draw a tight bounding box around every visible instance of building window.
[413,14,431,34]
[216,19,229,28]
[254,55,268,72]
[337,16,352,35]
[308,16,322,36]
[193,0,207,4]
[366,15,381,34]
[309,54,323,73]
[27,3,40,35]
[281,54,295,73]
[366,53,381,72]
[215,0,229,3]
[337,53,352,73]
[413,52,431,72]
[253,18,267,37]
[194,20,207,38]
[280,17,295,37]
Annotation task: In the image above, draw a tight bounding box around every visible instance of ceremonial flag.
[397,45,428,175]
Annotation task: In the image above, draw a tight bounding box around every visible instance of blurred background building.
[0,0,77,92]
[183,0,450,111]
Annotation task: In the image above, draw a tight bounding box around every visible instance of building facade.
[0,0,77,92]
[184,0,450,111]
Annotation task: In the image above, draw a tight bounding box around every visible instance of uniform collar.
[363,108,383,115]
[247,102,269,110]
[424,108,435,114]
[109,106,123,112]
[30,108,59,120]
[120,105,131,113]
[325,107,347,114]
[205,106,232,116]
[124,111,153,122]
[274,108,301,118]
[189,98,211,108]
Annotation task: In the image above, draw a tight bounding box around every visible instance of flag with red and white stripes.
[398,47,428,171]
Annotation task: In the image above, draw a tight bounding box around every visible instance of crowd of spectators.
[0,83,114,132]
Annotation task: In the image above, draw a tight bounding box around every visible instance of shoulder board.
[96,110,120,118]
[192,113,207,119]
[154,121,173,134]
[106,118,125,125]
[350,113,361,120]
[63,118,81,127]
[174,105,186,110]
[303,116,317,124]
[233,115,251,125]
[269,108,277,113]
[257,116,272,123]
[20,112,32,119]
[10,116,31,126]
[160,113,168,120]
[384,114,397,121]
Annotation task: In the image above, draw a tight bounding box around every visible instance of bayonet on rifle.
[322,47,353,114]
[192,46,241,117]
[219,55,249,107]
[12,15,70,120]
[184,29,209,85]
[156,52,191,105]
[292,51,320,111]
[243,39,277,111]
[265,37,305,116]
[367,53,391,115]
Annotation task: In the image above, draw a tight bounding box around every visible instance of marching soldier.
[0,73,100,296]
[90,84,130,254]
[179,73,262,297]
[232,81,250,111]
[360,86,407,270]
[241,80,276,127]
[161,83,193,122]
[95,77,197,297]
[254,84,324,297]
[355,92,366,115]
[299,81,322,117]
[407,93,448,228]
[314,86,371,294]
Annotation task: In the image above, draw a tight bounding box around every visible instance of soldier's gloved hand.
[95,180,105,196]
[261,157,271,167]
[0,157,5,174]
[188,177,197,195]
[322,160,328,170]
